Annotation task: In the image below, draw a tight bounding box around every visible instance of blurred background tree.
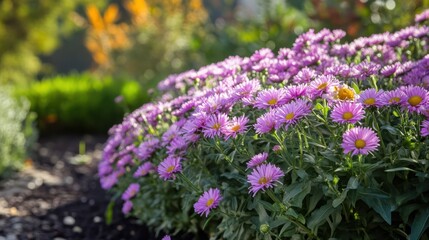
[1,0,428,86]
[0,0,104,85]
[76,0,429,86]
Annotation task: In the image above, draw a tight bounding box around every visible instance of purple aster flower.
[247,163,284,197]
[117,154,133,168]
[358,89,384,108]
[400,86,428,113]
[341,127,380,156]
[193,188,222,217]
[232,79,261,102]
[274,99,311,129]
[100,171,120,190]
[166,136,188,155]
[133,162,154,178]
[293,67,316,83]
[380,63,399,77]
[285,84,309,101]
[309,75,339,98]
[162,235,171,240]
[250,48,275,62]
[98,161,113,176]
[379,89,405,106]
[158,156,182,180]
[122,200,133,214]
[134,137,160,161]
[254,88,288,109]
[415,9,429,23]
[202,113,229,138]
[351,61,380,80]
[162,124,181,146]
[223,115,249,139]
[331,102,365,124]
[247,152,269,168]
[254,111,277,134]
[421,120,429,137]
[122,183,140,200]
[272,145,282,153]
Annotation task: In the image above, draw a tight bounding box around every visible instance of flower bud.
[259,223,270,234]
[272,145,282,153]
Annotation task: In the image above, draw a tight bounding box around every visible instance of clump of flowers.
[99,10,429,240]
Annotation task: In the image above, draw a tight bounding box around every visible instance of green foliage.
[0,88,36,177]
[15,73,150,134]
[0,0,102,84]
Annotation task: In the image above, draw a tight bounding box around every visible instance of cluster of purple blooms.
[99,11,429,220]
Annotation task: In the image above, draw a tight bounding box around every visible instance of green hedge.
[15,73,151,134]
[0,88,36,177]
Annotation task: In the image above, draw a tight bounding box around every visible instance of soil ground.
[0,135,165,240]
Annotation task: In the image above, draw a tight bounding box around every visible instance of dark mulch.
[0,135,198,240]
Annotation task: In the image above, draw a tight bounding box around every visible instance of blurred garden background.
[0,0,429,239]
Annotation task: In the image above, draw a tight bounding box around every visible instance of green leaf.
[203,214,215,230]
[410,207,429,240]
[347,176,359,190]
[307,188,324,215]
[256,201,270,223]
[351,82,360,94]
[307,202,338,233]
[385,167,417,173]
[105,199,115,225]
[257,199,279,212]
[283,181,311,208]
[361,197,393,224]
[332,189,348,208]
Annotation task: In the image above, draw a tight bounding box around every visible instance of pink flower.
[223,115,249,139]
[133,162,154,178]
[254,111,277,134]
[122,183,140,200]
[274,99,311,129]
[254,88,288,109]
[193,188,222,217]
[331,102,365,124]
[162,235,172,240]
[247,152,269,168]
[358,88,384,107]
[421,120,429,137]
[122,200,133,214]
[247,163,284,197]
[400,86,428,113]
[158,156,182,180]
[202,113,229,138]
[341,127,380,156]
[379,89,405,106]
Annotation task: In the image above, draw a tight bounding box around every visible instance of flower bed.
[99,10,429,239]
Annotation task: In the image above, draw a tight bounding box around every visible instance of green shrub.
[15,73,151,135]
[0,88,36,177]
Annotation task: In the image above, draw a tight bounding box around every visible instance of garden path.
[0,135,153,240]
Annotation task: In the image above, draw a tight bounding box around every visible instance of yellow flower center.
[355,139,366,149]
[258,177,268,184]
[389,97,400,103]
[231,125,240,132]
[267,98,278,105]
[408,95,422,106]
[317,82,328,90]
[364,98,375,105]
[166,165,175,173]
[337,88,355,100]
[206,198,214,207]
[342,112,354,120]
[285,113,295,120]
[212,123,221,130]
